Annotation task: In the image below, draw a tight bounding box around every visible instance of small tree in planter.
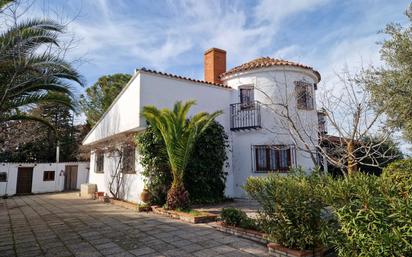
[142,101,221,210]
[244,169,333,255]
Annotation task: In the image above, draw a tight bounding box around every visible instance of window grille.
[252,145,296,173]
[295,81,314,110]
[122,146,135,174]
[95,152,104,173]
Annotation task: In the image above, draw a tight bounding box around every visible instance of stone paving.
[194,199,260,218]
[0,192,269,257]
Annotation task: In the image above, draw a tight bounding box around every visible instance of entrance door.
[64,165,78,190]
[16,167,33,194]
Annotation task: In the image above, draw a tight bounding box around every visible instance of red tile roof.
[138,68,230,89]
[220,57,321,82]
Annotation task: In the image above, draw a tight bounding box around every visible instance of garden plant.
[142,100,221,210]
[244,169,332,251]
[136,120,228,205]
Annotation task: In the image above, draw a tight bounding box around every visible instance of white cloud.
[254,0,329,25]
[46,0,332,75]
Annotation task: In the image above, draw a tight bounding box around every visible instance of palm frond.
[0,113,56,133]
[143,101,222,187]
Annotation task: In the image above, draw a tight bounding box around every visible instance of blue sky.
[7,0,411,152]
[26,0,410,89]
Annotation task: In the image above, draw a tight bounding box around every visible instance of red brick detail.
[221,57,321,82]
[211,222,268,245]
[204,48,226,84]
[139,68,228,88]
[267,243,327,257]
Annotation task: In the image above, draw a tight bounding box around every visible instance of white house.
[82,48,321,202]
[0,162,89,196]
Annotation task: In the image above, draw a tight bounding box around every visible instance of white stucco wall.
[85,66,320,199]
[82,73,142,145]
[87,71,235,201]
[224,67,319,197]
[88,146,145,203]
[139,72,235,197]
[0,162,89,196]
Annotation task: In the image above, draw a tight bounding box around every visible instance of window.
[122,146,135,174]
[253,145,294,172]
[43,171,55,181]
[95,152,104,173]
[240,86,254,108]
[0,172,7,182]
[295,81,314,110]
[317,111,327,134]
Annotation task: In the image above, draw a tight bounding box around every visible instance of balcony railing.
[230,101,262,130]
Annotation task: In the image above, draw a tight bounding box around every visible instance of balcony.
[230,101,262,131]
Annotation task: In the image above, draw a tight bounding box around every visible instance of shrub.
[321,162,412,257]
[221,207,259,230]
[244,169,331,250]
[221,208,248,226]
[135,124,171,205]
[136,121,228,205]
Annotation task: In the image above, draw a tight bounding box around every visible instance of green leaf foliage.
[141,101,222,209]
[244,169,333,250]
[136,119,228,205]
[79,73,132,126]
[0,1,83,126]
[221,207,259,231]
[359,4,412,141]
[321,160,412,257]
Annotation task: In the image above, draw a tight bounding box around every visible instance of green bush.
[221,207,248,226]
[221,207,259,230]
[321,161,412,257]
[136,121,228,205]
[244,169,331,250]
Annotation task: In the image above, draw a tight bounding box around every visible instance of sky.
[7,0,412,152]
[23,0,410,88]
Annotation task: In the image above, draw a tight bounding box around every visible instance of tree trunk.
[347,140,357,176]
[166,171,190,210]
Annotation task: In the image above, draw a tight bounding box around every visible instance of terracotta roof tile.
[138,68,231,89]
[221,57,321,82]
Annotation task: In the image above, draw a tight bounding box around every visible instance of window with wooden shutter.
[240,86,254,108]
[295,81,314,110]
[0,172,7,182]
[253,145,294,172]
[95,152,104,173]
[122,146,135,174]
[43,171,55,181]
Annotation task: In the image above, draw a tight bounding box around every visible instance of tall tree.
[80,73,131,126]
[143,101,222,210]
[0,0,83,126]
[0,104,88,162]
[359,4,412,141]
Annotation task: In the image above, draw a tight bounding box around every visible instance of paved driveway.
[0,192,269,257]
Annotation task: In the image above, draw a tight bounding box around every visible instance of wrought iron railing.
[230,101,261,130]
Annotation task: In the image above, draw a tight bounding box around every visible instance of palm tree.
[0,0,83,126]
[143,101,222,209]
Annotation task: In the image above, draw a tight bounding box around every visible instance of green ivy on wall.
[136,120,229,205]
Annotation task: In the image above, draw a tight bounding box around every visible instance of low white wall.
[0,162,89,196]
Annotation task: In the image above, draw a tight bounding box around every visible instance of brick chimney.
[204,48,226,84]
